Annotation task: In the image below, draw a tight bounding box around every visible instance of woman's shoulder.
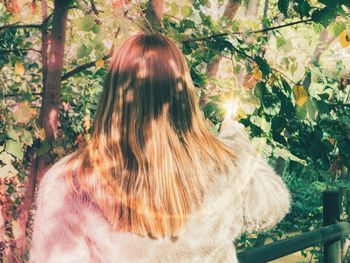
[216,120,259,188]
[36,152,76,207]
[39,152,75,185]
[218,120,256,156]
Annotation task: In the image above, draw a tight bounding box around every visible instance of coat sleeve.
[218,119,291,233]
[29,160,90,263]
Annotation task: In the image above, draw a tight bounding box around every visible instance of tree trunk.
[206,0,241,78]
[145,0,164,31]
[15,0,70,259]
[245,0,260,18]
[41,0,48,92]
[203,0,241,102]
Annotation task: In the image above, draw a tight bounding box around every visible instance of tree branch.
[145,0,164,31]
[16,0,71,256]
[183,18,313,43]
[0,48,41,54]
[0,12,53,32]
[41,0,49,91]
[4,92,42,98]
[77,0,102,24]
[0,23,41,31]
[61,54,111,81]
[89,0,100,15]
[206,0,241,83]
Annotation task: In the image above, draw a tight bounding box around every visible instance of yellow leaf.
[339,30,350,48]
[12,106,33,124]
[36,128,46,140]
[30,108,38,117]
[15,63,25,75]
[95,60,105,68]
[293,85,308,107]
[53,146,65,157]
[247,233,258,239]
[252,66,262,80]
[9,14,21,23]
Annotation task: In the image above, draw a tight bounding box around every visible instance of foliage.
[0,0,350,261]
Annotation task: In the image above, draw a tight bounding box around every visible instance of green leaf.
[336,181,350,188]
[281,78,291,93]
[330,22,347,37]
[311,7,337,27]
[318,169,333,180]
[92,24,100,34]
[77,44,92,59]
[278,0,289,17]
[318,0,335,6]
[94,41,105,57]
[180,19,196,30]
[296,99,318,121]
[305,100,318,121]
[7,129,20,141]
[21,130,33,146]
[339,116,350,130]
[181,6,192,17]
[37,140,51,157]
[255,57,271,77]
[169,2,179,14]
[5,139,23,160]
[276,36,286,49]
[79,16,95,31]
[273,147,307,165]
[293,0,311,18]
[296,104,307,120]
[341,0,350,8]
[254,82,266,99]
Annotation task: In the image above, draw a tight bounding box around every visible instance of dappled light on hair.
[64,32,236,239]
[168,59,181,79]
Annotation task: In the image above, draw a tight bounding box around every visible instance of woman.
[29,32,290,263]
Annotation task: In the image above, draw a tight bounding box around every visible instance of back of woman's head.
[65,32,235,239]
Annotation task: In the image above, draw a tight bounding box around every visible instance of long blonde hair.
[65,32,235,239]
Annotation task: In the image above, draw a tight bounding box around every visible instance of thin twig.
[4,92,42,98]
[89,0,100,15]
[61,55,111,81]
[0,12,53,32]
[183,19,313,43]
[271,67,298,86]
[0,48,41,54]
[0,23,41,31]
[231,46,255,61]
[76,0,102,24]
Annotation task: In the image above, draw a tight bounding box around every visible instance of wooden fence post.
[323,191,341,263]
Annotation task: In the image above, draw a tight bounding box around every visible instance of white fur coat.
[29,120,291,263]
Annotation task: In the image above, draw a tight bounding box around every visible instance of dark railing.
[237,191,350,263]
